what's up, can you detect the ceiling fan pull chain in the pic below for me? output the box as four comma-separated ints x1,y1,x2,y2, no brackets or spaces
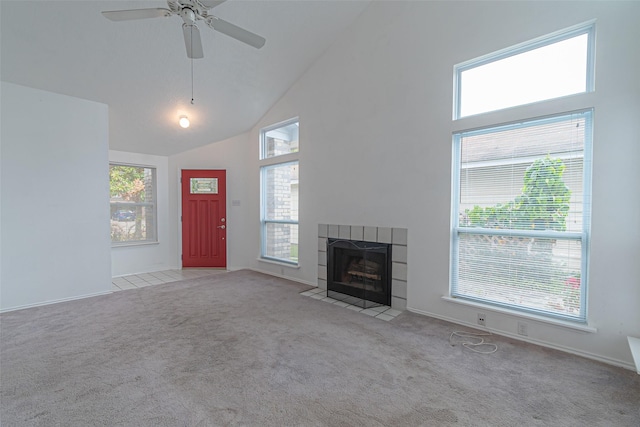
191,56,195,105
191,26,195,104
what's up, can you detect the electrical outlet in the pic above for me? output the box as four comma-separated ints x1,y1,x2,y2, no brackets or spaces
518,322,528,336
477,313,486,326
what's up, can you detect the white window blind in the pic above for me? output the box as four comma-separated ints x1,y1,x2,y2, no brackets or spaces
452,111,592,321
261,160,299,264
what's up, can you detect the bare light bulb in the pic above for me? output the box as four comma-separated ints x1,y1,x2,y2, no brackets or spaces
179,116,190,128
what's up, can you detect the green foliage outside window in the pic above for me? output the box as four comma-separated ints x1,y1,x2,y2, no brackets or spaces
110,165,145,202
463,156,571,231
110,165,153,242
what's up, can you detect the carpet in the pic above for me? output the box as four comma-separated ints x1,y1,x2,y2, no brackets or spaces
1,270,639,426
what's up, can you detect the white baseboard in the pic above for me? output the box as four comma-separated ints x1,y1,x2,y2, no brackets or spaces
0,290,113,314
249,268,317,288
406,306,636,372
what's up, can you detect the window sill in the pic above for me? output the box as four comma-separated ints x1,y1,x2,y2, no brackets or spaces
257,257,300,269
441,296,597,333
111,241,159,248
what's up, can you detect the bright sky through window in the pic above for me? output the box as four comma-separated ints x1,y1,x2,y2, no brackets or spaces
459,34,589,117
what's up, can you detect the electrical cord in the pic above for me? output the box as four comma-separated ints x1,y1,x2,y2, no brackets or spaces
449,331,498,354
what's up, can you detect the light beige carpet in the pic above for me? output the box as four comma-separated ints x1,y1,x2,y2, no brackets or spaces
1,270,639,426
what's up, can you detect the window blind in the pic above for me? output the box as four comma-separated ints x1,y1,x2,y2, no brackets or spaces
452,111,592,321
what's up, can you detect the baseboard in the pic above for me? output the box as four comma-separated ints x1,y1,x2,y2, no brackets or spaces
0,290,113,313
406,306,636,372
249,268,317,288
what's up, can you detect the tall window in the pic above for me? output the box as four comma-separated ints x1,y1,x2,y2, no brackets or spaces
110,164,157,245
260,119,299,264
451,23,594,322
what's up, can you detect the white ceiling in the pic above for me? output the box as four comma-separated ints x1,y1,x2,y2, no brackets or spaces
1,0,370,155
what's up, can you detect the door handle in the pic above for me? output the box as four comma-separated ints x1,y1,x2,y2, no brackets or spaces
217,225,226,229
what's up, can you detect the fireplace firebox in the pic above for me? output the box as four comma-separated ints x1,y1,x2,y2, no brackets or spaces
327,238,392,308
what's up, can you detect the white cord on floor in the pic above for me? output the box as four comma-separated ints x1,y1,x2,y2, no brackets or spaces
449,331,498,354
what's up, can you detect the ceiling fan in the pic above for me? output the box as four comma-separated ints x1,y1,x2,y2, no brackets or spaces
102,0,266,59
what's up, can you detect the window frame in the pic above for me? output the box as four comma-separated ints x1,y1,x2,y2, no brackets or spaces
259,118,300,265
259,117,300,160
109,162,158,246
453,21,595,119
451,110,593,322
450,22,596,323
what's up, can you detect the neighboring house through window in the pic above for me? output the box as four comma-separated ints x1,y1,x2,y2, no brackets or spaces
260,119,299,264
110,163,157,245
451,23,595,322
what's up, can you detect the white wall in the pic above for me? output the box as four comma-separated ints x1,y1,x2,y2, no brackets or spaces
171,1,640,369
168,132,253,272
109,150,176,277
1,82,111,311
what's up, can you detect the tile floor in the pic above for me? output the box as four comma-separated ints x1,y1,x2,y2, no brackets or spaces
111,269,225,292
300,287,402,321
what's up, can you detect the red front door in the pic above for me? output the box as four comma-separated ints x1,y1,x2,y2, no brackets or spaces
181,170,227,268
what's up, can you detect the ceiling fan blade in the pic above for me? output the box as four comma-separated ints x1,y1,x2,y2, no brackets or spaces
102,8,172,21
183,24,204,59
206,17,266,49
199,0,227,8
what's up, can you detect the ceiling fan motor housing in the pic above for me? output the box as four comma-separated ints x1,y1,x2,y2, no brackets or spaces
180,7,197,25
171,1,209,23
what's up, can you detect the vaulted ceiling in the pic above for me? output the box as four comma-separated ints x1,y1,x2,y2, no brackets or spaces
1,0,370,155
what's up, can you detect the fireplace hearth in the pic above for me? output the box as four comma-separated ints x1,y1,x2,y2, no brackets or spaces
327,238,391,308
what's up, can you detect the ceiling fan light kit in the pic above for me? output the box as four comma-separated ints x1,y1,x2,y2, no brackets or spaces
101,0,266,59
179,115,190,128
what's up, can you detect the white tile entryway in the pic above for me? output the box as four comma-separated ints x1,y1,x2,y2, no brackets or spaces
111,269,225,291
299,287,402,321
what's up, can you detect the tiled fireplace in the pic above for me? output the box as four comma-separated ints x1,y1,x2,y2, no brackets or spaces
318,224,408,310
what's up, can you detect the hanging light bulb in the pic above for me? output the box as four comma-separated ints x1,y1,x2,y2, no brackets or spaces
179,115,190,128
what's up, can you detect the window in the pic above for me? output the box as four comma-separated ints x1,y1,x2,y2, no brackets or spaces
110,164,157,244
260,120,299,159
452,112,592,321
455,23,594,118
451,24,594,322
260,119,299,264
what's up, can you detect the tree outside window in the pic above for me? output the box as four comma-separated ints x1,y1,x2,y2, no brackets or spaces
110,164,157,244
